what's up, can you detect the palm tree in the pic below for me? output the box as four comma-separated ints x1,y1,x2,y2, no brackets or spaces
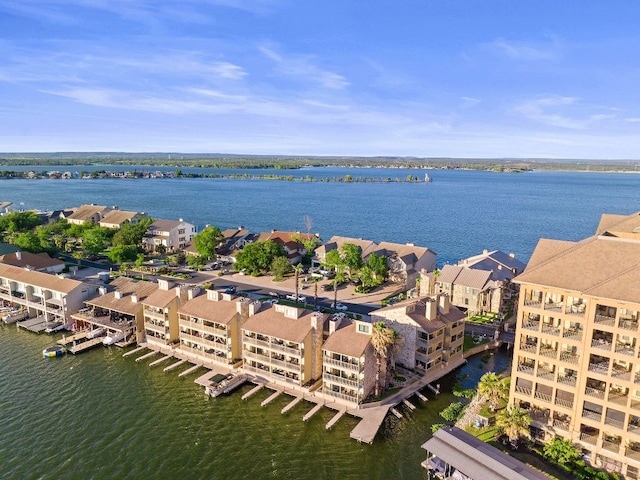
371,322,400,397
430,268,441,295
293,263,304,306
477,372,508,412
332,266,346,309
311,276,320,310
496,405,531,446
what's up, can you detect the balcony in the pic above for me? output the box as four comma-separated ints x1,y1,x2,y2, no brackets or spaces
180,318,227,337
182,332,223,350
539,346,558,359
524,299,542,308
514,385,532,396
557,374,577,387
144,321,167,335
608,392,630,406
615,343,635,356
629,424,640,437
270,342,302,356
594,314,616,327
537,367,555,381
534,391,552,403
585,387,606,399
612,367,632,381
144,309,166,322
323,356,361,372
520,343,538,354
620,318,640,332
602,439,622,453
324,388,359,404
579,432,598,445
541,324,561,336
530,409,550,424
560,351,580,364
588,362,610,375
591,338,613,352
582,409,602,422
605,417,625,430
553,418,570,430
632,400,640,412
563,329,583,341
324,372,360,389
626,447,640,461
544,302,563,313
522,321,540,332
517,364,535,376
567,303,587,316
555,397,574,409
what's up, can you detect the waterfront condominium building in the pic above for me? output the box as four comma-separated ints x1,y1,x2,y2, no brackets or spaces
72,276,159,344
370,294,465,375
509,211,640,478
142,218,197,253
242,304,328,387
177,289,247,364
322,315,377,407
0,263,96,324
142,280,198,348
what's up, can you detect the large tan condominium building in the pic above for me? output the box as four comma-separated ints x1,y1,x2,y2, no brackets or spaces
371,294,465,376
0,263,96,325
322,315,377,407
509,211,640,478
242,304,328,388
177,289,249,364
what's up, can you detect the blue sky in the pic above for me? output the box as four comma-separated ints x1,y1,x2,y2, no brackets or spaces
1,1,639,158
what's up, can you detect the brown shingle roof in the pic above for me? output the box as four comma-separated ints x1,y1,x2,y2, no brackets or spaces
86,277,158,314
0,263,84,293
99,210,140,226
242,306,323,343
323,321,371,358
0,252,65,270
178,294,239,325
143,285,180,308
67,204,109,221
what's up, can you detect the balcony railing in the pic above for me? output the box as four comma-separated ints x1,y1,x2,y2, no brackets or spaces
522,321,540,332
323,388,359,404
539,347,558,359
553,418,570,430
629,425,640,437
557,375,577,387
520,343,538,353
591,339,613,351
542,324,561,336
567,304,586,316
608,393,629,406
524,299,542,308
604,417,625,429
585,387,606,399
270,357,302,372
144,321,167,335
588,362,610,375
544,303,563,312
324,372,360,389
182,332,223,350
537,368,555,381
563,329,583,341
514,385,532,396
560,352,580,364
612,369,632,381
269,342,302,356
594,314,616,327
631,400,640,412
517,364,535,375
619,319,639,331
144,309,166,321
534,391,552,403
582,410,602,422
615,344,635,356
626,447,640,461
602,440,621,453
323,356,361,372
555,397,574,409
579,432,598,445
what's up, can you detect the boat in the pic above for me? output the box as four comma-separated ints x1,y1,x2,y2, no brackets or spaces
44,321,66,333
205,374,248,397
86,327,106,339
42,345,66,358
424,172,432,183
103,331,126,345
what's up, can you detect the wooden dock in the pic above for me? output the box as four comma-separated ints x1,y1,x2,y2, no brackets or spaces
17,317,48,333
68,337,104,354
149,355,172,367
260,390,282,407
415,390,428,402
123,346,146,358
281,396,302,414
349,406,390,444
303,403,323,421
163,359,186,372
403,399,416,411
390,407,403,418
326,409,346,430
57,330,89,345
241,384,264,400
135,351,157,362
178,364,201,377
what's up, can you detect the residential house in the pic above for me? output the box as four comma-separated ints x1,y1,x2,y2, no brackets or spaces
256,230,318,265
0,201,13,215
322,315,377,407
64,204,113,225
242,304,327,387
0,263,96,325
142,280,196,347
142,219,196,253
370,241,436,289
99,210,147,229
71,277,158,344
313,236,378,267
0,251,65,274
371,294,465,375
508,211,640,478
177,289,247,364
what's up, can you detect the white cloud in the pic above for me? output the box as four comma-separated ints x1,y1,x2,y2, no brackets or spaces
515,95,616,129
486,37,560,61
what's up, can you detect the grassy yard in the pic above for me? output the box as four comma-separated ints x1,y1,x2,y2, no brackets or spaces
467,312,500,324
463,333,490,351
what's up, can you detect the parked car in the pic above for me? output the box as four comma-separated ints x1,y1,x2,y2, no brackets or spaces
286,294,307,303
224,285,237,294
332,302,348,311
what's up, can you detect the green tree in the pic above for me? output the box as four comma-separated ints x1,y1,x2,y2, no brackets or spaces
193,226,224,260
82,227,111,256
439,402,466,422
14,232,44,252
496,405,531,446
477,372,508,412
108,244,139,263
0,211,42,233
341,243,364,273
543,437,581,466
371,322,401,396
186,254,207,269
270,256,292,281
234,240,286,276
366,252,388,280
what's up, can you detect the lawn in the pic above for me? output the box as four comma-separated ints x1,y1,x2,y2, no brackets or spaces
463,334,490,351
467,312,500,324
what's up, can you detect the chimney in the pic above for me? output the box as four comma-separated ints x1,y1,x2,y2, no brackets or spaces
16,251,22,261
439,294,450,314
498,265,502,270
131,294,138,303
509,252,515,258
248,300,261,317
207,290,222,301
425,297,438,321
329,315,343,334
99,286,107,296
222,293,232,301
158,279,169,290
114,290,122,299
310,312,323,330
483,249,488,255
187,287,199,300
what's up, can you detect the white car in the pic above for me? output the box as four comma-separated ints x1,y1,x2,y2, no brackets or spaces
332,303,348,311
286,294,307,303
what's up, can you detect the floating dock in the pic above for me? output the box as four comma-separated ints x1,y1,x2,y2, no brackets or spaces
403,399,416,411
390,407,403,418
415,391,428,402
326,410,346,430
349,406,390,444
57,330,89,345
135,351,157,362
68,337,104,354
123,346,146,358
241,384,264,400
17,317,48,333
178,364,201,377
164,359,186,372
149,355,172,367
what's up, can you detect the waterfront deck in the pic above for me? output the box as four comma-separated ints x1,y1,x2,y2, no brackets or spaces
57,330,89,345
68,337,104,354
17,316,48,333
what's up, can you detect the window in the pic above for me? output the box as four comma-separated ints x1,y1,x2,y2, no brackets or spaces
358,324,370,334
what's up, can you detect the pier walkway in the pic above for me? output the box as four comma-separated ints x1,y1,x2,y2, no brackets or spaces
68,337,104,354
57,330,89,345
17,317,48,333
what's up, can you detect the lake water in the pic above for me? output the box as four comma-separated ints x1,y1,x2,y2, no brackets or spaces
0,166,637,479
